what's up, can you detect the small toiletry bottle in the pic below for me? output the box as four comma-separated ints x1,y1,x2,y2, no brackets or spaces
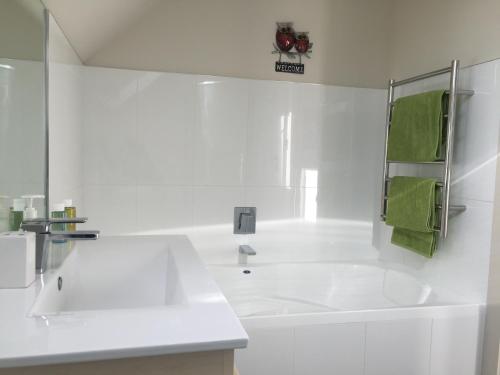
51,203,66,243
9,199,25,231
0,196,9,232
63,199,76,231
21,195,45,220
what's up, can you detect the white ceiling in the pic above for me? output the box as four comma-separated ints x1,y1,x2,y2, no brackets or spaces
42,0,160,62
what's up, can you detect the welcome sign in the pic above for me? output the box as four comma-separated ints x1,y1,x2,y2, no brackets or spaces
273,22,312,75
275,61,305,74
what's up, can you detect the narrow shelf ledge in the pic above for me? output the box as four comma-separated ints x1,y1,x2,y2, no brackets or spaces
387,160,445,165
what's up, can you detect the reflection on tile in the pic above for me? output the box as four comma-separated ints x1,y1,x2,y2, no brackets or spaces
193,77,248,186
452,61,500,202
244,186,296,221
0,59,45,188
245,80,294,187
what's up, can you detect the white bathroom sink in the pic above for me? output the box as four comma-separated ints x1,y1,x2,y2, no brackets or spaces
31,238,185,315
0,235,247,368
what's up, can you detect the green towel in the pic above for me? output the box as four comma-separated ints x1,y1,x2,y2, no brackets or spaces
387,90,447,162
386,176,438,257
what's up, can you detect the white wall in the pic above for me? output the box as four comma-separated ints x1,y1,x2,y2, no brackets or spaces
47,14,83,210
79,66,386,234
389,0,500,81
373,59,500,305
482,153,500,375
45,0,500,89
80,0,392,89
0,0,44,61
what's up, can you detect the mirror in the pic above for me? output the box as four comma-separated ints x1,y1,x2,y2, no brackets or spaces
0,0,47,229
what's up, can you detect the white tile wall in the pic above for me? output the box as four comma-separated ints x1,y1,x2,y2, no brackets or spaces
83,68,141,187
294,322,365,375
193,186,244,226
80,67,386,234
236,309,482,375
47,14,88,214
373,59,500,304
137,73,196,186
430,316,482,375
365,319,432,375
48,61,83,209
137,186,193,231
236,327,295,375
84,185,137,234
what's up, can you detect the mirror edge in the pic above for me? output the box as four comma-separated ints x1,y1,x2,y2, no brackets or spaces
42,5,49,219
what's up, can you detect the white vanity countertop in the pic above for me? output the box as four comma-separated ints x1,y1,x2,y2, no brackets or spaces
0,235,248,368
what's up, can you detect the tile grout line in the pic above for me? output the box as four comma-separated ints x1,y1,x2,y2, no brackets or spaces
190,78,198,227
428,319,434,375
134,78,139,231
242,80,250,204
292,326,296,375
363,322,368,375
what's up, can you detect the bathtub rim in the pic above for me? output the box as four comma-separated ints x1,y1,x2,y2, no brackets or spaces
239,303,484,330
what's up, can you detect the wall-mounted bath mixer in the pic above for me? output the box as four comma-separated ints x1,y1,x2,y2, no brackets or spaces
233,207,256,234
234,207,257,265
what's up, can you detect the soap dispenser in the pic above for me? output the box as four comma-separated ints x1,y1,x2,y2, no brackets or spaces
21,195,45,220
0,196,9,232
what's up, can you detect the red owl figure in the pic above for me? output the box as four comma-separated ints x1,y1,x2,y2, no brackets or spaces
295,32,310,53
276,23,296,52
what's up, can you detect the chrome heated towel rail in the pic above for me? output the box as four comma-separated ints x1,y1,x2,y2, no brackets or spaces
380,60,473,239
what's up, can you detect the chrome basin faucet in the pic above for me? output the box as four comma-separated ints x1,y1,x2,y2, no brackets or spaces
21,218,100,273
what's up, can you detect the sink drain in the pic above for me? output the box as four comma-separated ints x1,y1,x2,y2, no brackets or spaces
57,276,63,291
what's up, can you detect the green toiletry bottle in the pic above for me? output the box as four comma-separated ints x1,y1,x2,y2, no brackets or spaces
64,199,76,231
51,203,66,243
9,198,25,231
0,196,9,232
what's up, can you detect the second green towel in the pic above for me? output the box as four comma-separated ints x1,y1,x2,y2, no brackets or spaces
386,176,438,257
387,90,447,162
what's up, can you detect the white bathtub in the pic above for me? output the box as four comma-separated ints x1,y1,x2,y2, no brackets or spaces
210,261,435,317
139,220,484,375
208,260,483,375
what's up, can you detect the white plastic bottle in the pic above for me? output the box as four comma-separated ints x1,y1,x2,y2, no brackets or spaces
21,195,45,220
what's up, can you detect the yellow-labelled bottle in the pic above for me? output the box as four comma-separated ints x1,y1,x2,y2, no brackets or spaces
64,199,76,231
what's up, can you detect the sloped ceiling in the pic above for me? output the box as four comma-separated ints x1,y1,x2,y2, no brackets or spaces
41,0,393,88
42,0,160,61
